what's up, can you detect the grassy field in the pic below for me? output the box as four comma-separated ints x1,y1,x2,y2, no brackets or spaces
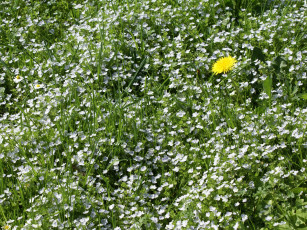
0,0,306,229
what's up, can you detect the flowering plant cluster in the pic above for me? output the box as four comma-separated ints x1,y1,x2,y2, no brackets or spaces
0,0,306,229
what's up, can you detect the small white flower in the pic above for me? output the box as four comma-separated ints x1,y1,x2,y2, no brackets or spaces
176,110,186,117
34,84,44,89
3,225,11,230
241,214,248,222
249,181,255,189
13,75,23,83
51,220,58,228
140,166,147,172
80,217,89,225
265,216,272,221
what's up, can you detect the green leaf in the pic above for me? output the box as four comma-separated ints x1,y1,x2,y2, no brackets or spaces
280,60,287,69
292,187,307,194
125,56,147,92
296,209,307,221
272,55,287,73
276,223,293,230
300,93,307,100
252,47,266,62
291,85,298,97
263,75,272,98
0,87,5,98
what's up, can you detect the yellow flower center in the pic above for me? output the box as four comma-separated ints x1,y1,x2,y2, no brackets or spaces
4,225,10,230
36,84,40,88
16,75,20,79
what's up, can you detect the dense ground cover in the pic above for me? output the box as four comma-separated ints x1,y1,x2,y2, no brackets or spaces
0,0,306,229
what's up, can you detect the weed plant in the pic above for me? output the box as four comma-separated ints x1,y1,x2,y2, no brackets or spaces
0,0,306,229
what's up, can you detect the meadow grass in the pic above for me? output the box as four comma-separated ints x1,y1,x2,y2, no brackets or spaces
0,0,306,229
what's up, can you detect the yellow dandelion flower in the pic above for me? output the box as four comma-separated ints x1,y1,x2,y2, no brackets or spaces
212,56,237,75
